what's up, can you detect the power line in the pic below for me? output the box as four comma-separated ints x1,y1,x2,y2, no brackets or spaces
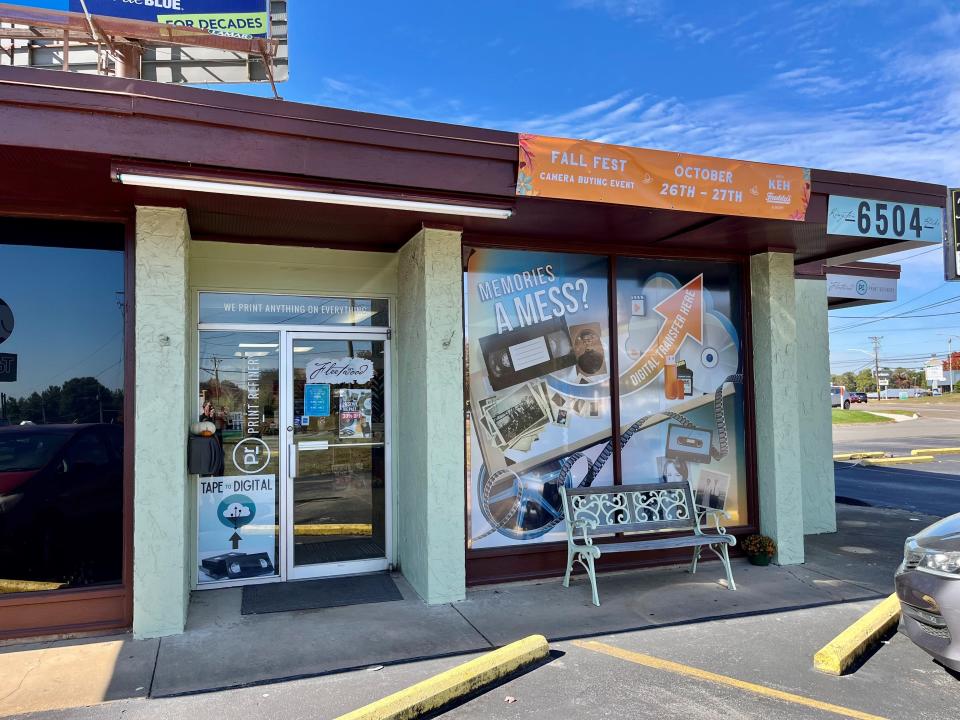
830,296,960,333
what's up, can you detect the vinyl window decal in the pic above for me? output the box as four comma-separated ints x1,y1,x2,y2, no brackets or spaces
464,249,749,550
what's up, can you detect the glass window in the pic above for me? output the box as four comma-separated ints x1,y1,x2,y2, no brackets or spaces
464,248,751,557
0,226,125,593
66,432,111,468
199,293,388,327
616,258,748,526
464,248,614,548
196,331,280,585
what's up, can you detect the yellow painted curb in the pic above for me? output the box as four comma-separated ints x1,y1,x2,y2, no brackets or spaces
910,447,960,456
0,579,64,594
334,635,549,720
833,451,885,461
294,523,372,536
862,455,933,465
814,594,900,675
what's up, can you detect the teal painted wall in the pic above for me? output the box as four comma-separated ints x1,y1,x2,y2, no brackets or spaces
132,207,192,638
396,228,466,603
795,278,836,535
750,253,805,564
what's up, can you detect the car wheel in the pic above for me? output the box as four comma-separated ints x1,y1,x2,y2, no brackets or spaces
843,400,850,409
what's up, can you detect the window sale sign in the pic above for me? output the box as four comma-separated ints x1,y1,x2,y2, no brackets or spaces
69,1,270,39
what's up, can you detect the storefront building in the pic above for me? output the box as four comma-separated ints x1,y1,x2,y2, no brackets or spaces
0,67,948,639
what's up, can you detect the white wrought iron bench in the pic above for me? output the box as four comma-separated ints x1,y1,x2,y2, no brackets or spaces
559,481,737,606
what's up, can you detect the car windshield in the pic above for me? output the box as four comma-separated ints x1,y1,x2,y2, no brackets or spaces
0,433,70,472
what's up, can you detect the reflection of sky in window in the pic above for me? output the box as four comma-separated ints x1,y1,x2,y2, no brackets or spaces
0,245,124,398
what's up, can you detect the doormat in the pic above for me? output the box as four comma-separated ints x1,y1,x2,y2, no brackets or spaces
241,573,403,615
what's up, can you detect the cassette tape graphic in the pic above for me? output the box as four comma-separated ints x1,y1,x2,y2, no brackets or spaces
478,316,577,391
665,423,713,463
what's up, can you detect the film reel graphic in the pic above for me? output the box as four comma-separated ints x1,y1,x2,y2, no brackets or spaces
471,374,742,544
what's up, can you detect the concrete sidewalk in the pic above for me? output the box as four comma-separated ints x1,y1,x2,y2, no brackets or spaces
0,505,932,718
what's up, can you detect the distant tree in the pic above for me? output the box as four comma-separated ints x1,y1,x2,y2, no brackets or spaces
942,352,960,372
854,369,875,393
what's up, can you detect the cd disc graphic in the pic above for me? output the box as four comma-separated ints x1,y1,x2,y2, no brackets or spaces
677,314,739,393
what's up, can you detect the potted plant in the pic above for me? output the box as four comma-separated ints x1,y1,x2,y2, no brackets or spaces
742,534,776,566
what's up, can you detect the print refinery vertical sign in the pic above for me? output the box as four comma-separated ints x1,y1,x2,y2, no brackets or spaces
517,134,810,221
233,353,269,474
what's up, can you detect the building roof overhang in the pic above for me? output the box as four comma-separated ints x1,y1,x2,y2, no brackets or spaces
0,67,947,262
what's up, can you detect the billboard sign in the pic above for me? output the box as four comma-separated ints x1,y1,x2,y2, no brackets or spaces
923,358,944,385
69,0,271,39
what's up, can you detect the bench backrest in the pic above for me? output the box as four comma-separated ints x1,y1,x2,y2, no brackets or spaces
561,481,697,535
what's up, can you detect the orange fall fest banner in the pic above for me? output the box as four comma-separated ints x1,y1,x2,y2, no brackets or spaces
517,134,810,222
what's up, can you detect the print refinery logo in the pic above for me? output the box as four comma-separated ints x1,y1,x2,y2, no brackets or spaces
856,279,869,296
232,437,270,474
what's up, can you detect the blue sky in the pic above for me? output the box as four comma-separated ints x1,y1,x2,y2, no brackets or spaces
22,1,960,375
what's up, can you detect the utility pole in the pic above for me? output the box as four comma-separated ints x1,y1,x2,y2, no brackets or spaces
869,336,883,400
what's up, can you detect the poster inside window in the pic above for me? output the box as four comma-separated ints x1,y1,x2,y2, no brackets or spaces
465,249,614,548
196,331,280,585
465,249,749,551
615,259,748,526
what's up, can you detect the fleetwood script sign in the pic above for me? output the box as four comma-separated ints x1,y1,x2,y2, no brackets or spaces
306,357,374,385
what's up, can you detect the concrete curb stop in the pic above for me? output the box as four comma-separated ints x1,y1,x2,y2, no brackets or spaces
333,635,550,720
813,594,900,675
910,447,960,456
861,455,933,465
832,452,885,461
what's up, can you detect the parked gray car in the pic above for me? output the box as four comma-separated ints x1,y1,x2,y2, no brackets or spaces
896,513,960,670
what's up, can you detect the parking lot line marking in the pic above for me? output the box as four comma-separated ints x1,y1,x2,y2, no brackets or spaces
573,640,888,720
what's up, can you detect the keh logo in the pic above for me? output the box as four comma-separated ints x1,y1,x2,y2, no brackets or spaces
856,279,869,296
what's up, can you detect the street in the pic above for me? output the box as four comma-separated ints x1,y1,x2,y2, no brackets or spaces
834,400,960,516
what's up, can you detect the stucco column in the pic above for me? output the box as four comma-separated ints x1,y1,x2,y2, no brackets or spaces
133,207,191,637
795,278,836,535
750,252,804,564
396,226,466,603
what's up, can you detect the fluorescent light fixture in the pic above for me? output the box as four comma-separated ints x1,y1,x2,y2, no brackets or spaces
242,351,270,357
293,347,314,353
238,343,279,348
116,173,513,219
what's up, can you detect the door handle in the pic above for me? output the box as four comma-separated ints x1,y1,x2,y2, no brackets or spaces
288,444,298,480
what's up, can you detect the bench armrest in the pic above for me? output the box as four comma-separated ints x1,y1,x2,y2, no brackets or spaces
695,507,731,535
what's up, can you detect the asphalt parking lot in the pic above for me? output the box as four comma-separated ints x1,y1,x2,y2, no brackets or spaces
834,402,960,516
24,599,956,720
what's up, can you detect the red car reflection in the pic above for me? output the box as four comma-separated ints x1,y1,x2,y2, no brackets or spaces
0,424,123,590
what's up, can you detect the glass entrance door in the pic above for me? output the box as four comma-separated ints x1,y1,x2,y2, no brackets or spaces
283,332,390,579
